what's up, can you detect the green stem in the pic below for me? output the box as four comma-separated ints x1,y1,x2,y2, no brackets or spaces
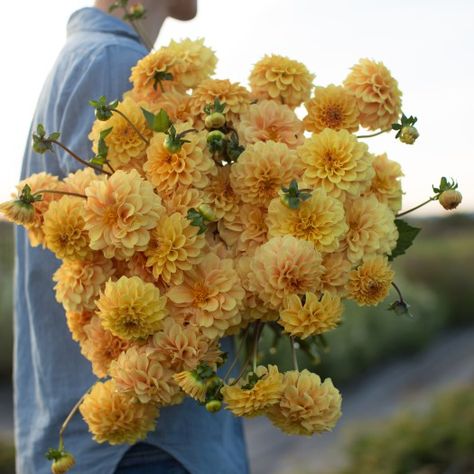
34,189,87,199
51,140,111,176
396,197,435,217
112,109,150,146
391,282,405,303
231,321,263,385
290,336,299,371
223,326,250,382
357,128,391,139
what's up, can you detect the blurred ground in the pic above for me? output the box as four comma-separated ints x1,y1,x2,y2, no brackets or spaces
245,327,474,474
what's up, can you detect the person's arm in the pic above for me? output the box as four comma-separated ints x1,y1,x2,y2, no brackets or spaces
56,43,146,176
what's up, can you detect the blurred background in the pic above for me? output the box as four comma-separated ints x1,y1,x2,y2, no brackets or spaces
0,1,473,473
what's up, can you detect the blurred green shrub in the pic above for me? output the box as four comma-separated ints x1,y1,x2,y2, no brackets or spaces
0,222,14,378
341,385,474,474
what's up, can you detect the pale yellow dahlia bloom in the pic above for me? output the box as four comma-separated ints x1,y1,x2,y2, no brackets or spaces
249,55,314,108
84,169,164,260
343,195,398,264
80,380,158,445
43,196,90,260
347,255,394,306
279,292,342,339
237,100,304,149
303,85,360,133
173,370,208,402
16,172,62,247
266,188,348,254
230,141,302,208
298,128,374,201
160,186,203,216
142,90,194,123
236,204,269,255
249,236,323,310
53,254,114,313
144,122,216,193
122,252,157,284
65,310,93,343
151,318,219,372
344,58,402,131
366,153,403,214
167,253,245,339
63,168,106,195
89,97,152,171
145,212,205,285
222,365,284,417
267,370,342,436
96,276,168,341
81,316,129,378
110,344,180,405
190,79,251,127
166,38,217,89
0,199,35,226
320,251,352,296
202,166,240,221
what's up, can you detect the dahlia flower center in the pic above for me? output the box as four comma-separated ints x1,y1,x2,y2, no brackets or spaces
267,126,281,141
192,283,210,305
366,279,383,295
322,106,343,128
103,207,118,226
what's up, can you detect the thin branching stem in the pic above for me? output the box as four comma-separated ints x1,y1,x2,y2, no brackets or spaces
34,189,87,199
290,336,299,371
357,128,391,139
112,109,150,146
396,198,435,217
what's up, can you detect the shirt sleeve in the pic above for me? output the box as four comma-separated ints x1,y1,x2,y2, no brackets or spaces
56,43,146,176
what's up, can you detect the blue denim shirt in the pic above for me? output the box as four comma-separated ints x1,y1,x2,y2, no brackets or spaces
14,8,248,474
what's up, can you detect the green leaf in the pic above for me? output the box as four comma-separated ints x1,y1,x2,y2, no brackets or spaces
48,132,61,141
388,219,421,261
391,123,402,130
141,108,171,132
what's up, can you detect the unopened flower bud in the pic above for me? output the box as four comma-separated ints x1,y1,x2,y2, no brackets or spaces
205,112,226,130
164,135,182,153
207,130,225,144
439,189,462,210
197,204,218,222
0,200,36,225
399,126,419,145
205,400,222,413
50,452,75,474
129,3,145,15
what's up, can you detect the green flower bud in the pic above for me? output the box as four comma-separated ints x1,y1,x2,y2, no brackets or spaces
399,126,419,145
205,112,226,130
205,400,222,413
164,135,183,153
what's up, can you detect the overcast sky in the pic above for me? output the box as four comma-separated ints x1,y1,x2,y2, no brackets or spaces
0,0,472,215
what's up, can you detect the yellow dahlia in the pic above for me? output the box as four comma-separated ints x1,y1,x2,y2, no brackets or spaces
166,253,245,339
230,141,302,207
145,212,205,285
144,122,216,193
202,166,240,220
160,186,203,216
81,316,129,378
279,292,342,339
298,128,374,201
96,276,168,340
142,90,194,123
110,344,179,405
320,251,352,296
43,196,90,260
63,168,106,195
249,54,314,108
173,370,208,402
237,100,304,149
267,370,342,436
89,96,152,171
65,310,93,343
80,380,158,445
366,153,403,214
237,204,269,255
0,199,35,226
249,236,323,310
151,318,218,372
122,252,157,284
166,38,217,89
16,172,62,247
222,365,283,417
190,79,251,127
53,254,114,313
347,255,394,306
344,58,402,131
266,188,348,254
84,169,164,260
303,84,360,133
343,195,398,264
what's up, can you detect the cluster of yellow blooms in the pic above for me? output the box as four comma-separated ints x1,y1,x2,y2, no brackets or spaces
0,37,463,455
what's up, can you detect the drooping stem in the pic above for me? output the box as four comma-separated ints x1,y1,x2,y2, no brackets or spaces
391,282,405,304
58,386,91,451
290,336,299,371
396,197,435,217
112,109,150,146
357,128,391,139
223,326,250,382
34,189,87,199
50,140,111,176
252,321,264,372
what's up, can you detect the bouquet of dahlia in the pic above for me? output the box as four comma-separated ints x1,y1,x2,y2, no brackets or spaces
1,29,463,472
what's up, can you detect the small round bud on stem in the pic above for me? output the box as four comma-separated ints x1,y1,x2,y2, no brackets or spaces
205,112,226,130
439,189,462,210
205,400,222,413
399,125,419,144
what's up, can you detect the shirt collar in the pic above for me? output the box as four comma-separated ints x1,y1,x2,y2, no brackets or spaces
67,7,142,43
